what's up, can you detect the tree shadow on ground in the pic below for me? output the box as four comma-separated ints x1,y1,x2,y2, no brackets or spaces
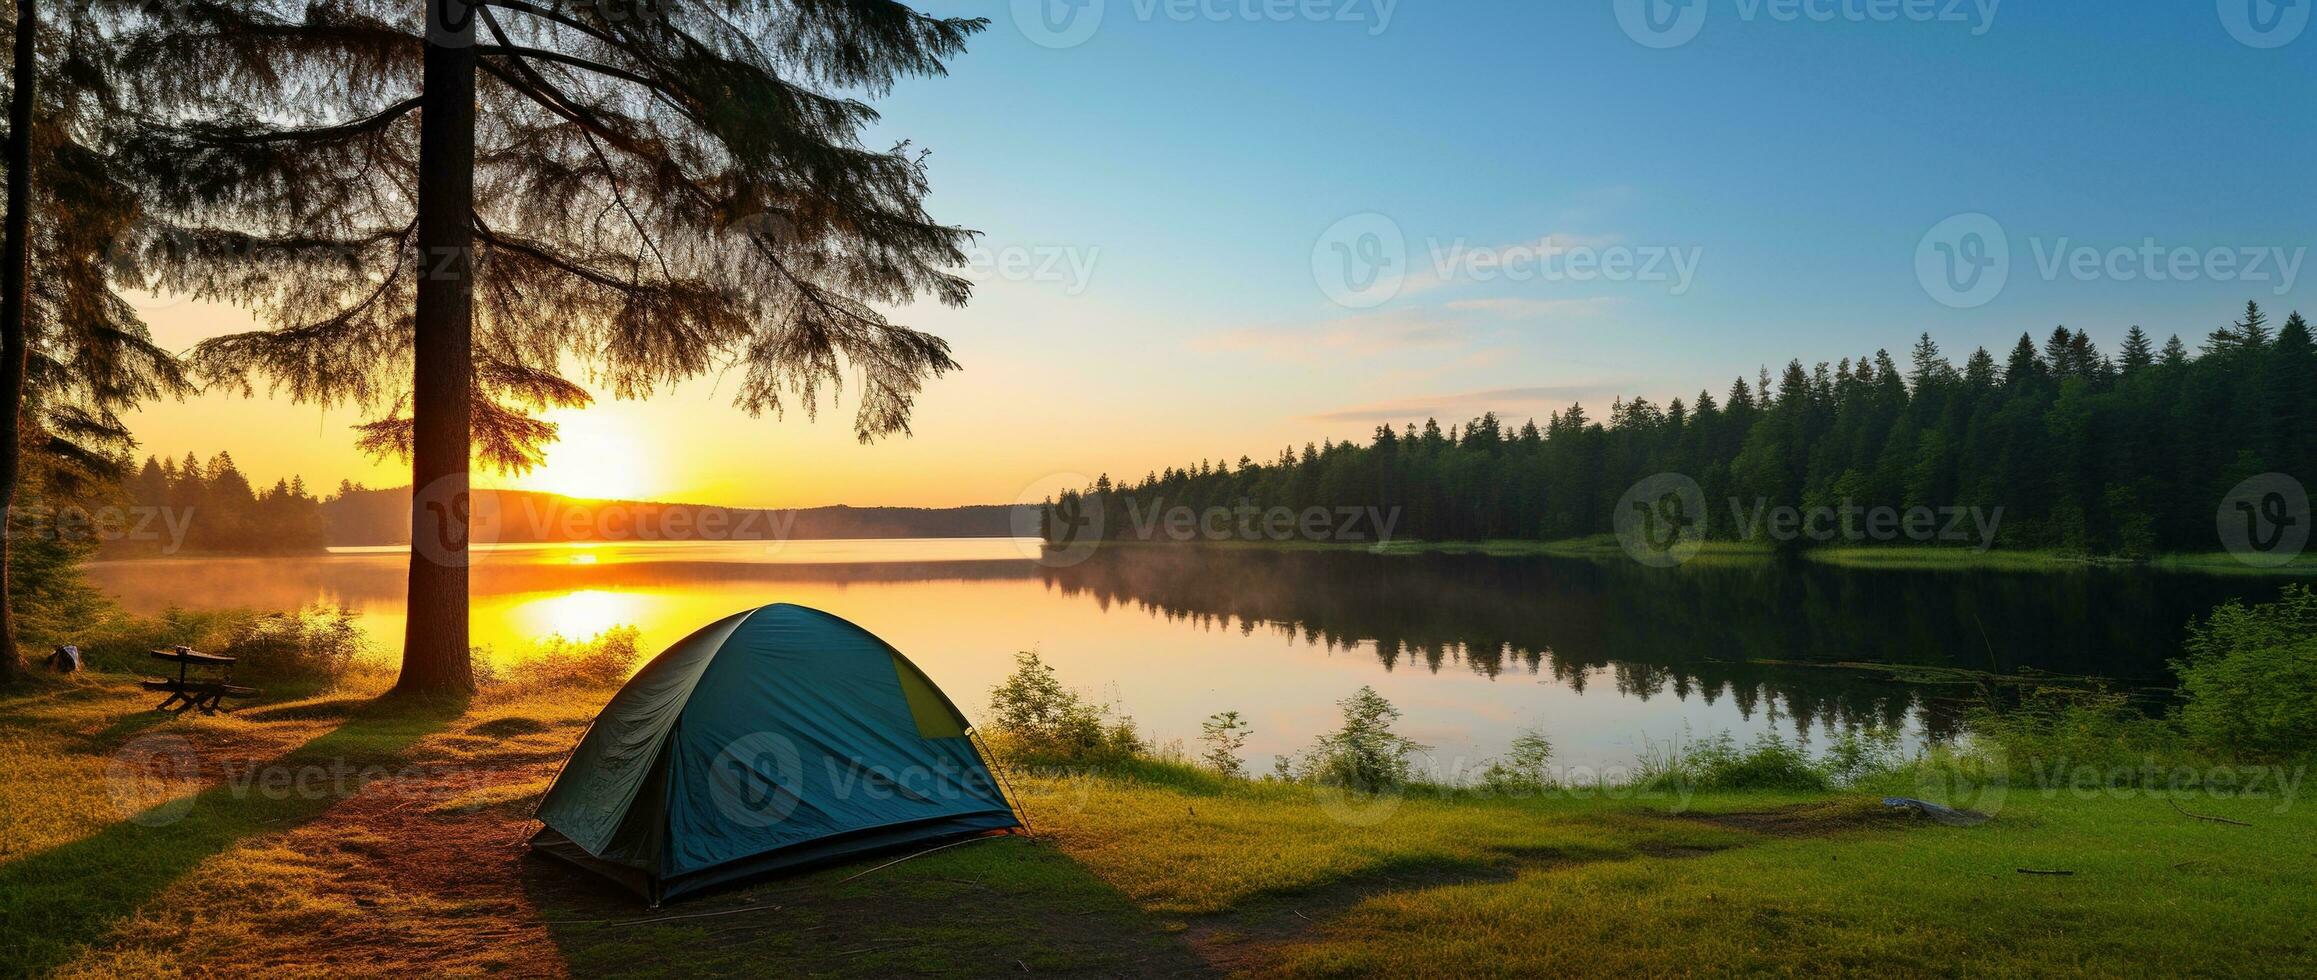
523,834,1216,977
0,699,459,975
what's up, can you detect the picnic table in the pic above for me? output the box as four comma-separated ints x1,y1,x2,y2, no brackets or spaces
145,646,258,714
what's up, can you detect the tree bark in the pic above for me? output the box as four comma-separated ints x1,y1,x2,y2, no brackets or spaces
392,0,477,698
0,0,38,688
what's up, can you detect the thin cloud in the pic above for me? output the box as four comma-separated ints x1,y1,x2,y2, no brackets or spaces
1198,294,1614,363
1195,308,1476,359
1442,296,1620,319
1302,384,1615,425
1402,232,1622,296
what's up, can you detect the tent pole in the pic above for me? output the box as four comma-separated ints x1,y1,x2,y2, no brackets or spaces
969,729,1035,837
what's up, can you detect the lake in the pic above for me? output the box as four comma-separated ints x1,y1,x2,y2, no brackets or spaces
82,540,2289,773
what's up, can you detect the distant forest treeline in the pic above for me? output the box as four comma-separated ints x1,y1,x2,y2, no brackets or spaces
110,454,333,554
102,456,1029,555
1050,303,2314,556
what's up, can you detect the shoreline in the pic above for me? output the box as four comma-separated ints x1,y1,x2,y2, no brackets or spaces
1063,535,2317,574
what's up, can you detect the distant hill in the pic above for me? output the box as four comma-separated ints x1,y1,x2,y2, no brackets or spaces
323,487,1032,547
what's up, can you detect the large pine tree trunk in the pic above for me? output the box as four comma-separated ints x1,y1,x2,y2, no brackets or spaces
0,0,37,688
392,0,477,698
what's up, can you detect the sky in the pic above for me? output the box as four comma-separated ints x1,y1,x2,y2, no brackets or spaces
122,1,2317,509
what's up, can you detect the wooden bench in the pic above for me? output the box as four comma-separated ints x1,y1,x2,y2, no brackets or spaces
146,647,258,714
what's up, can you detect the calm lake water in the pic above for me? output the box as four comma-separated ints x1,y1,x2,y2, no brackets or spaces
82,540,2291,772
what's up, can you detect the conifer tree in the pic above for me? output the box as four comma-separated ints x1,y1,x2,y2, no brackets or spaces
119,1,985,694
0,0,32,684
1045,304,2313,560
2119,326,2154,375
0,1,189,684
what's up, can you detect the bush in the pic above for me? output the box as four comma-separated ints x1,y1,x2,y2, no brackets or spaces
1476,727,1555,793
66,604,368,685
7,521,111,652
216,606,368,682
1636,730,1831,792
984,651,1144,765
1817,727,1907,786
1301,686,1429,792
2175,585,2317,760
1964,690,2196,792
475,626,645,694
1200,710,1253,777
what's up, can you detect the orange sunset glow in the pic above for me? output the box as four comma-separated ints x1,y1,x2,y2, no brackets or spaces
9,6,2312,974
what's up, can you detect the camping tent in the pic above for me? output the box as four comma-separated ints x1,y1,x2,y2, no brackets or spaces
530,603,1022,903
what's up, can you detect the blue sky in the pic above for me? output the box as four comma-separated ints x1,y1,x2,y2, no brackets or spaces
862,2,2313,443
130,2,2317,506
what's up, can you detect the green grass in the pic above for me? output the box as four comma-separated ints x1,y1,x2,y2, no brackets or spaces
6,674,2311,977
1369,535,1776,563
2150,551,2317,575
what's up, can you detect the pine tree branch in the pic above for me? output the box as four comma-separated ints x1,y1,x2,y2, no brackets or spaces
477,6,673,283
475,0,619,46
475,44,657,90
472,219,639,294
474,60,664,165
203,96,422,145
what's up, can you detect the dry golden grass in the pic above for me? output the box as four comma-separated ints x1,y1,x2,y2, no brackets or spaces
7,673,2311,978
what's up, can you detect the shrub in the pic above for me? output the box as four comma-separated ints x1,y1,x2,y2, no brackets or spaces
1200,710,1254,777
1636,730,1831,792
216,605,368,682
2175,585,2317,760
1817,727,1906,786
67,604,368,684
476,626,646,695
1301,686,1429,792
984,651,1144,764
1477,727,1555,793
1956,690,2207,788
71,606,263,672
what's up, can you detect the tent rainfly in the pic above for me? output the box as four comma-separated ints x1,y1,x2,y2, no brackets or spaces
529,603,1022,904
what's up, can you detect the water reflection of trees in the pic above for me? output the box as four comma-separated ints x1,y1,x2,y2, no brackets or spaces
88,554,1037,615
1041,549,2261,741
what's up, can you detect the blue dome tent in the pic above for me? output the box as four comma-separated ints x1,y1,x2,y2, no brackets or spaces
529,604,1023,904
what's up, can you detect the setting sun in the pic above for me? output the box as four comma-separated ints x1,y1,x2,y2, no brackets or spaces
501,409,655,501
